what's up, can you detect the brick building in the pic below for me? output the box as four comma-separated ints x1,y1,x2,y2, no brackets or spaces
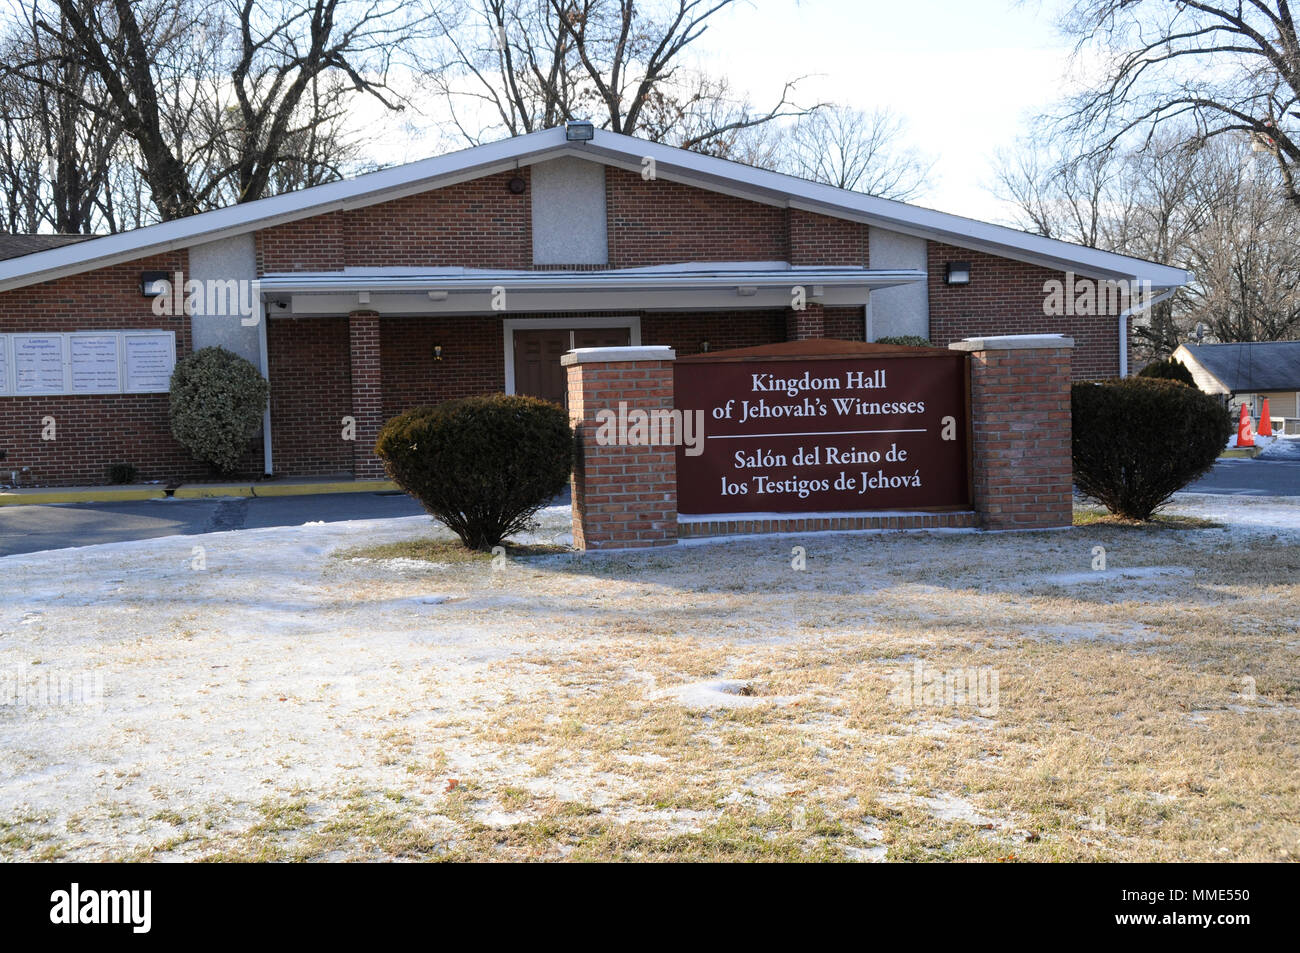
0,125,1188,486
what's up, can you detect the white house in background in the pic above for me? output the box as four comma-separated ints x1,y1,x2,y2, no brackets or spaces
1174,341,1300,433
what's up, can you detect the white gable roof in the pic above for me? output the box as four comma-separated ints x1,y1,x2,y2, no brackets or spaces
0,126,1190,292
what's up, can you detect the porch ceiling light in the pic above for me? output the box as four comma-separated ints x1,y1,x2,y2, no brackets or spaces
565,120,595,141
946,261,971,285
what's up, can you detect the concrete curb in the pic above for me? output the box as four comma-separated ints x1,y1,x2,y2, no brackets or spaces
0,479,400,506
0,486,168,506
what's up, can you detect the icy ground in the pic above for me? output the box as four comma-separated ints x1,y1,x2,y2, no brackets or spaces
2,495,1298,861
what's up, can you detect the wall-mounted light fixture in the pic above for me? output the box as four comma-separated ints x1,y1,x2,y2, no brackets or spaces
945,261,971,285
427,290,448,302
565,120,595,141
434,345,443,361
699,340,710,353
507,175,527,194
140,270,169,297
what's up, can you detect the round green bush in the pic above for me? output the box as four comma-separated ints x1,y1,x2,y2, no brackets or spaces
1072,378,1232,520
1137,358,1196,387
169,347,269,475
375,394,574,550
874,335,932,347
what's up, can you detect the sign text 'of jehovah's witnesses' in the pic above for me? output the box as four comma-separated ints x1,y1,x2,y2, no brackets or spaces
674,349,970,516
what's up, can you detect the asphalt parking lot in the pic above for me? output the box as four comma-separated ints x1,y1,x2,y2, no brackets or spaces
0,463,1291,558
0,491,426,558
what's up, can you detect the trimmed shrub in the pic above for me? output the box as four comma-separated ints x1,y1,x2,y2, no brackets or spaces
106,463,138,485
875,335,932,347
375,394,574,550
1137,358,1196,387
1072,378,1232,520
169,347,269,475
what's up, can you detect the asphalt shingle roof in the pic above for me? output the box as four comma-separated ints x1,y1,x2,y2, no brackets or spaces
0,233,95,262
1181,341,1300,392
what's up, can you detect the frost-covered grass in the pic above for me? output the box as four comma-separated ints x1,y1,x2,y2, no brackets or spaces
2,496,1298,862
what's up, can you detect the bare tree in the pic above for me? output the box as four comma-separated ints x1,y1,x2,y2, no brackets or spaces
430,0,818,151
2,0,441,222
777,106,933,200
1057,0,1300,207
1182,146,1300,341
0,1,122,233
994,126,1300,353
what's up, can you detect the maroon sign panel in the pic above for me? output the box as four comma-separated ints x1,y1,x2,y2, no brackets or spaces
674,341,970,516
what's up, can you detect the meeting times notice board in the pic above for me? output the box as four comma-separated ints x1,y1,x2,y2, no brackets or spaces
0,331,176,396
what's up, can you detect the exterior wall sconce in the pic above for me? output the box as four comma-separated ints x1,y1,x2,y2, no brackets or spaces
427,290,448,301
565,120,595,141
434,345,443,361
507,175,527,194
140,270,169,297
946,262,971,285
699,340,710,353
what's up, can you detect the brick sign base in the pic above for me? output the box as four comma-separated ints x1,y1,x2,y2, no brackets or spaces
563,335,1073,550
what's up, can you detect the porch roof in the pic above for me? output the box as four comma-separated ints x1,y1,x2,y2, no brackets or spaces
259,262,923,316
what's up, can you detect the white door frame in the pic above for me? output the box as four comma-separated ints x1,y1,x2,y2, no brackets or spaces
502,314,641,394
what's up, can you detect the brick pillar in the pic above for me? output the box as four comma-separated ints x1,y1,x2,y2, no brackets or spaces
786,302,825,341
949,334,1074,531
348,309,385,479
563,346,678,550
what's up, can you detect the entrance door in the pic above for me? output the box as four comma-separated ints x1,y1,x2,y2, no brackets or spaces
513,325,632,405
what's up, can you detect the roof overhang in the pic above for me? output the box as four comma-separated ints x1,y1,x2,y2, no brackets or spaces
260,265,921,316
0,126,1191,293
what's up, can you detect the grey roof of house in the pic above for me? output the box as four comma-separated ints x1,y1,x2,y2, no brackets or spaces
0,233,95,262
1181,341,1300,392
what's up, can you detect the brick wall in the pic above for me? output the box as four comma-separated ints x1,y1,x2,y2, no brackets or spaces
267,317,353,476
956,339,1074,530
605,167,788,266
0,252,212,486
928,241,1123,380
565,353,677,549
258,169,532,273
348,311,385,479
380,315,505,419
824,306,866,341
789,208,867,266
641,310,786,353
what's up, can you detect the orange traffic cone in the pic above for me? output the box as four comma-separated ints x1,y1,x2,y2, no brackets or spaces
1237,403,1255,447
1259,398,1273,437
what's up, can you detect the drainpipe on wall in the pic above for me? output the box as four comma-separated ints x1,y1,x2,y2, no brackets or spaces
257,295,273,475
1120,286,1177,377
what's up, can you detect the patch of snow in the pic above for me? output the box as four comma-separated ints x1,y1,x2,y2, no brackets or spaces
1039,567,1193,586
652,679,767,709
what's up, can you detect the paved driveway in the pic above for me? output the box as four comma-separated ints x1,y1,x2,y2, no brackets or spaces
1186,459,1300,497
0,491,427,558
0,462,1290,558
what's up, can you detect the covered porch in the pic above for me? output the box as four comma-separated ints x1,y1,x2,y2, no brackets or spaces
257,262,924,478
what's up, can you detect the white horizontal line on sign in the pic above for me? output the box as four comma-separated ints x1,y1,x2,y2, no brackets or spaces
706,429,928,439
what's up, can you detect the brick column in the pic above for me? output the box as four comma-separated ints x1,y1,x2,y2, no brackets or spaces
949,334,1074,531
348,309,385,479
786,302,825,341
563,346,678,550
